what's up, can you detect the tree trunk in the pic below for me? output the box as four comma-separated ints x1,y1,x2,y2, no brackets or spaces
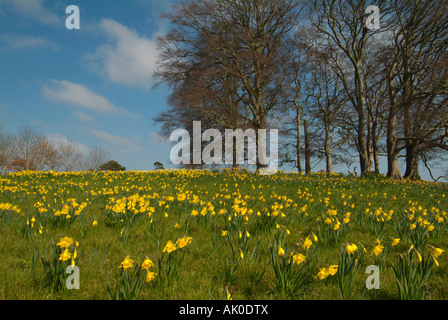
386,109,402,179
324,124,332,173
296,105,303,173
367,112,374,172
386,61,402,180
403,143,421,180
354,67,370,175
255,111,269,170
304,119,311,174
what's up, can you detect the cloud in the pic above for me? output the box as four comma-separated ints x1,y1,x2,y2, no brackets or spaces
0,0,60,25
148,130,171,147
46,132,90,155
73,111,96,123
86,19,158,89
0,33,60,51
90,129,147,153
42,80,133,116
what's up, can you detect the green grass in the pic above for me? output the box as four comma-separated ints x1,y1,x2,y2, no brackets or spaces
0,169,447,300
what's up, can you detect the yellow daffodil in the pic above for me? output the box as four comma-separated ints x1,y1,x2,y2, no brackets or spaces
163,240,177,254
141,258,154,270
430,246,444,258
327,265,338,276
59,249,72,262
120,255,134,269
57,236,74,249
291,253,306,265
302,236,312,250
346,243,358,254
176,236,193,249
317,268,329,280
372,243,385,256
278,246,285,257
145,271,157,282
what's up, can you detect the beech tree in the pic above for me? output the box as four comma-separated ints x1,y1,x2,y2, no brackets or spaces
155,0,303,169
380,0,448,180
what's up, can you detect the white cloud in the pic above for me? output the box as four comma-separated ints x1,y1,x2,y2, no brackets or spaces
148,130,170,147
87,19,158,89
73,111,96,123
0,33,60,51
42,80,132,116
90,129,147,153
46,132,90,155
0,0,60,25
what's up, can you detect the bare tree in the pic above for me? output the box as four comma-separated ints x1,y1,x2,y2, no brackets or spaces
0,129,16,174
306,0,395,175
380,0,448,180
87,146,110,171
306,61,350,173
155,0,303,169
33,137,60,171
15,125,43,171
59,139,83,172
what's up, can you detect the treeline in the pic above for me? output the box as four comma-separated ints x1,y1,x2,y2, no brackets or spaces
0,125,112,174
154,0,448,180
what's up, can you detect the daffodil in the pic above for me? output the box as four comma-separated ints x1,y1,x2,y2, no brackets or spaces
145,271,157,282
278,246,285,257
59,249,72,262
372,243,384,256
302,236,312,250
57,236,74,249
176,236,193,249
163,240,177,254
430,246,444,258
141,258,154,270
291,253,306,265
346,243,358,254
120,255,134,270
327,265,338,276
317,268,329,280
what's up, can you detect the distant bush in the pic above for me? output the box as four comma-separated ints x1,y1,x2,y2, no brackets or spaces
99,160,126,171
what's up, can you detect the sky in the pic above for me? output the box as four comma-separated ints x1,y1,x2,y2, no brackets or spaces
0,0,176,171
0,0,446,181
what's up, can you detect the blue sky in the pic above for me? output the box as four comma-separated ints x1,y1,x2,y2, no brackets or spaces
0,0,176,170
0,0,446,180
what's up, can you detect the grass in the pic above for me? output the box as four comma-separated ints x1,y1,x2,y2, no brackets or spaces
0,169,447,300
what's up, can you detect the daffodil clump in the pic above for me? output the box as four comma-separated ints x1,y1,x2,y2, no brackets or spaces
157,236,193,285
107,255,157,300
41,236,79,293
336,242,366,300
269,228,317,298
392,244,444,300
